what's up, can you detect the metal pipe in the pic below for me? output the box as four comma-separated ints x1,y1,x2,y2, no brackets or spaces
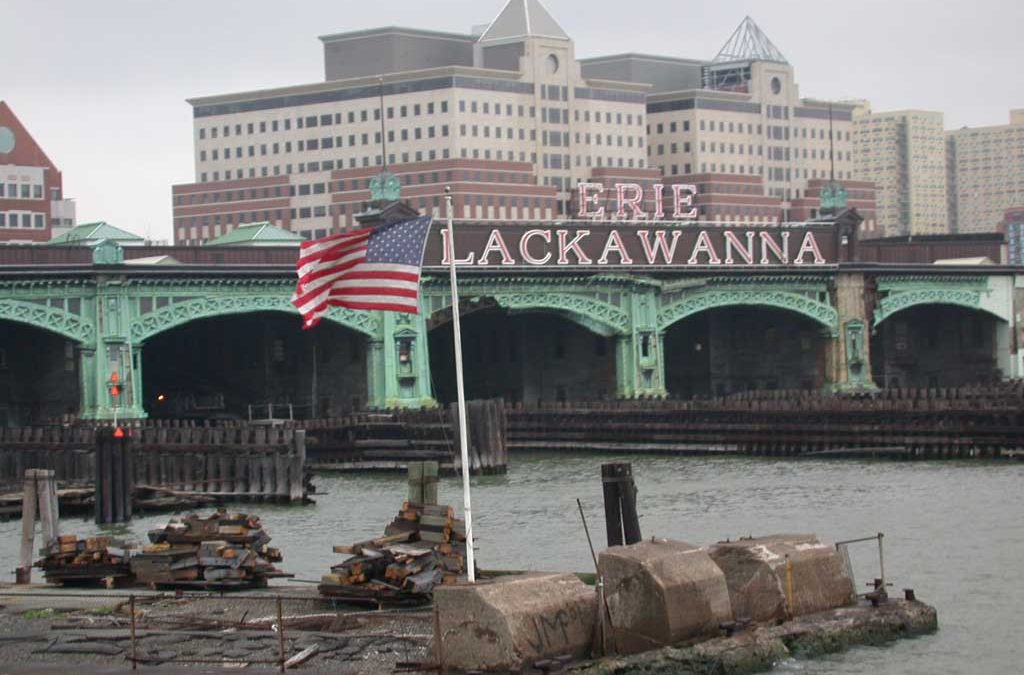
277,596,286,673
877,532,886,590
129,593,137,671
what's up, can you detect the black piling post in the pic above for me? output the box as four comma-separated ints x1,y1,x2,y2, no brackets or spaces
602,462,641,548
95,428,133,525
601,463,623,547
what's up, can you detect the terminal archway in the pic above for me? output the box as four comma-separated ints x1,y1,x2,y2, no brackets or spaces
664,306,828,398
428,306,617,405
0,321,80,426
142,311,368,420
871,305,1003,388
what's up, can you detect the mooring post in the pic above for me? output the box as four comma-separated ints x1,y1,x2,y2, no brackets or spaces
423,461,439,506
16,469,39,584
96,429,132,524
129,593,138,671
618,464,642,545
601,464,624,547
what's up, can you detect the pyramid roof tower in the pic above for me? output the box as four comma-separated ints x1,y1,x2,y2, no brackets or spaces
711,16,788,64
477,0,569,43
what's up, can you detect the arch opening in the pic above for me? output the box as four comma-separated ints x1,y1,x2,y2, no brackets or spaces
428,307,616,405
0,320,81,426
871,305,1003,388
142,311,368,420
664,306,828,398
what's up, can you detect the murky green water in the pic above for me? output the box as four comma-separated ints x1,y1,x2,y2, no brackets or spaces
2,453,1021,674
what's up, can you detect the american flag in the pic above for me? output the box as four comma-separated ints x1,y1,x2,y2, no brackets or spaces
292,216,433,329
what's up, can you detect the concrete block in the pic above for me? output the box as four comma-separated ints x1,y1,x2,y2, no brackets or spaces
599,538,733,654
707,534,855,623
434,572,595,672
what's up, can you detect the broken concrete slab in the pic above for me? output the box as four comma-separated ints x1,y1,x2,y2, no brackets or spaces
599,538,733,654
707,534,854,623
434,572,595,672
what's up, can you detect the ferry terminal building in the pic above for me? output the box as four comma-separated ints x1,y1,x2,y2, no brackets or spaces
0,205,1020,424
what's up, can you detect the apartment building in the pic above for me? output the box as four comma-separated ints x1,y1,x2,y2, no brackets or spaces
851,108,948,237
946,110,1024,234
0,101,76,243
583,17,858,221
176,0,648,242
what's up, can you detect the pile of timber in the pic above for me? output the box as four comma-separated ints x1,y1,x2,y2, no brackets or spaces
319,502,469,604
34,535,133,586
130,511,289,589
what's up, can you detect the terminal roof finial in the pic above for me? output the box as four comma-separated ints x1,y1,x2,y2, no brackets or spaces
712,16,788,64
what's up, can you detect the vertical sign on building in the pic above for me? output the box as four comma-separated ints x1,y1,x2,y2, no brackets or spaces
1009,221,1024,266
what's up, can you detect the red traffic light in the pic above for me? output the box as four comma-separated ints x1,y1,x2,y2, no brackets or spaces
110,384,121,398
113,426,125,438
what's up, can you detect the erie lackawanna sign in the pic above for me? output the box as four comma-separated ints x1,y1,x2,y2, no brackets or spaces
422,221,840,268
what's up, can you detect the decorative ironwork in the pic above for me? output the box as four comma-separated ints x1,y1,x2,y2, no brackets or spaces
130,295,379,342
657,288,839,334
874,288,997,325
0,299,94,343
427,291,630,336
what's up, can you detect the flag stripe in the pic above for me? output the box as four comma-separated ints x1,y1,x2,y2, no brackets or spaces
292,216,432,328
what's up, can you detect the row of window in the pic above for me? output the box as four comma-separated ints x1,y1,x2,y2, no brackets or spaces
654,141,854,164
198,125,453,162
197,101,454,140
0,211,46,228
198,145,648,184
0,182,44,200
651,118,852,143
176,194,559,229
176,170,533,206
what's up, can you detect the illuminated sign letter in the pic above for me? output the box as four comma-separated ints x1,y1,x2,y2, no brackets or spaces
794,231,826,265
687,230,722,265
615,183,645,219
520,229,552,265
597,230,633,265
672,184,697,219
652,183,665,219
477,229,515,265
759,231,790,264
577,182,605,218
723,231,756,265
440,227,475,265
556,229,592,265
636,230,683,264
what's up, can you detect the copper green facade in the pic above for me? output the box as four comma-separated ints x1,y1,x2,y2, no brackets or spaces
0,242,1020,420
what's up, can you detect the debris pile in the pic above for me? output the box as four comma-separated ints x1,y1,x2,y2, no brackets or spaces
319,502,470,603
34,535,133,585
130,511,289,589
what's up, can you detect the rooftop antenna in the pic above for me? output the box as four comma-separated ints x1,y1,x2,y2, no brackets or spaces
379,76,388,170
829,101,836,182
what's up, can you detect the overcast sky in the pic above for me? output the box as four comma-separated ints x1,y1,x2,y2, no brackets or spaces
4,0,1022,241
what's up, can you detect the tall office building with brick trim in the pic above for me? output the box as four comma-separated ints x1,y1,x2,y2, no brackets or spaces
852,108,948,237
0,101,76,243
174,3,871,243
947,110,1024,234
174,0,648,244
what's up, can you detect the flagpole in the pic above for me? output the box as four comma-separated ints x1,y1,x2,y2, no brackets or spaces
444,186,475,583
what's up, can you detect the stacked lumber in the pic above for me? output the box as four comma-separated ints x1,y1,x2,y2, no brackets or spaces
130,511,288,589
319,502,470,603
34,535,133,585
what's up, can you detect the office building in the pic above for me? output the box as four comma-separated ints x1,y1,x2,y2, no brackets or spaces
851,108,948,237
946,110,1024,233
0,101,76,243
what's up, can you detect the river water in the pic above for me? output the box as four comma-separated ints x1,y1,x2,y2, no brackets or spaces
2,453,1021,674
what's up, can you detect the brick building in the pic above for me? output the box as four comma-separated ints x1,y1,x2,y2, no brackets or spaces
0,101,75,243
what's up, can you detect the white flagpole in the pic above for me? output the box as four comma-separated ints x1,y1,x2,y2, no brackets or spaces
444,187,475,583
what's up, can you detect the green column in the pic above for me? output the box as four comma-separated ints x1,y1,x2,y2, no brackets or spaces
615,288,667,398
380,312,435,408
80,277,146,420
